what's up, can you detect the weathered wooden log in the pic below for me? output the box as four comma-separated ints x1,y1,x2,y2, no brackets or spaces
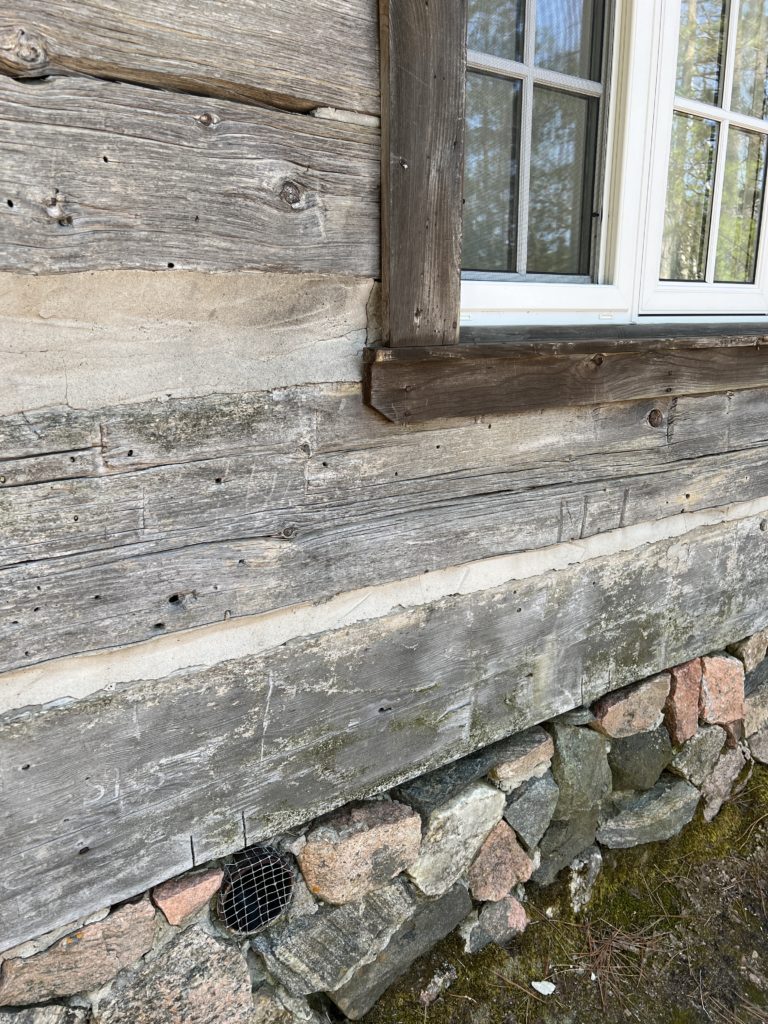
2,385,768,672
2,512,767,951
0,0,379,113
0,76,379,275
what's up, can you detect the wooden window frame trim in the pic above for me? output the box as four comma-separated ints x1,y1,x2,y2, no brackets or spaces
367,0,768,424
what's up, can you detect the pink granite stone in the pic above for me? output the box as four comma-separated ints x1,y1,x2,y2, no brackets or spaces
700,655,745,726
467,821,533,902
152,869,223,926
591,674,671,738
664,659,702,746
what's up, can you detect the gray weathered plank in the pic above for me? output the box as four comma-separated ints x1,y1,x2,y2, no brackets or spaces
3,386,768,672
365,340,768,421
0,76,379,275
379,0,467,346
2,512,768,951
0,0,379,114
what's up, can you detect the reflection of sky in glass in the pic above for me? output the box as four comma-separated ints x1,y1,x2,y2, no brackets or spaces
535,0,603,80
661,113,718,281
715,128,767,282
675,0,727,106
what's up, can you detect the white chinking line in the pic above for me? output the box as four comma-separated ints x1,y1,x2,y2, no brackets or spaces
3,494,768,717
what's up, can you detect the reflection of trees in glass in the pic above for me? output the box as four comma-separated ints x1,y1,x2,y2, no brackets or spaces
676,0,727,105
661,113,717,281
715,128,766,281
732,0,768,118
535,0,603,80
463,73,521,272
528,88,595,274
468,0,525,61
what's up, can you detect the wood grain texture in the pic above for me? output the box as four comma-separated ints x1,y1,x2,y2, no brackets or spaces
2,511,768,952
0,76,379,275
380,0,467,346
3,384,768,672
0,0,379,114
365,340,768,421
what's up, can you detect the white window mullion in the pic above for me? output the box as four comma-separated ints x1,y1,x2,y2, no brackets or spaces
516,0,537,275
704,0,740,282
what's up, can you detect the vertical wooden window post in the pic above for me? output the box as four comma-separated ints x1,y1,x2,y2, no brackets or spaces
378,0,468,348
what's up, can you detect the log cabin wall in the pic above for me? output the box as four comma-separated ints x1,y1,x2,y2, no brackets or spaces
2,0,768,952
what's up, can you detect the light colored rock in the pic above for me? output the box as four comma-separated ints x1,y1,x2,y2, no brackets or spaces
701,747,748,822
670,725,727,786
152,869,223,926
461,896,528,953
749,726,768,764
297,800,421,904
1,909,109,963
0,1011,89,1024
568,845,603,915
745,682,768,737
0,901,156,1006
503,771,560,851
728,628,768,673
467,822,533,901
253,881,414,996
94,927,251,1024
596,776,700,848
252,986,323,1024
608,725,672,791
549,723,612,818
406,782,505,897
328,885,471,1020
664,659,702,746
591,673,671,738
487,728,555,793
700,655,745,726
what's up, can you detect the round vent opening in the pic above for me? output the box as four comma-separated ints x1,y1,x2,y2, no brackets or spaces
217,845,294,935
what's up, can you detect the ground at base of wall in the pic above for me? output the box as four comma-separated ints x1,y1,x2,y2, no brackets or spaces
362,766,768,1024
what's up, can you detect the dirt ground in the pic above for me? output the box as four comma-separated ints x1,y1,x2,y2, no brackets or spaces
360,765,768,1024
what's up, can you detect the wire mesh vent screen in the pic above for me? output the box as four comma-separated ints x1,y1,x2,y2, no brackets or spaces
217,845,294,935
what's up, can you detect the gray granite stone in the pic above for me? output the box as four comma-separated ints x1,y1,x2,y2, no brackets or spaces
253,881,414,996
0,1012,89,1024
608,725,672,792
532,808,599,887
670,725,727,786
549,723,612,819
503,772,560,851
597,776,700,849
328,885,471,1019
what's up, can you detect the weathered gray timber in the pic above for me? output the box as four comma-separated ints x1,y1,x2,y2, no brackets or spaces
379,0,466,346
0,1,379,114
3,386,768,671
0,77,378,275
2,512,768,951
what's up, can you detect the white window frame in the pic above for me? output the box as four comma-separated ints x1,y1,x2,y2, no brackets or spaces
460,0,768,326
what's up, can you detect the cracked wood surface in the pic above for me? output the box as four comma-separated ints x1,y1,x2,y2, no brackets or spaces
2,512,768,952
0,0,379,114
3,384,768,673
0,76,379,275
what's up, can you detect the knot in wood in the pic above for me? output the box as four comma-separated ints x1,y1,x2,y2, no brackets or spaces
1,27,48,74
196,112,217,128
648,408,665,428
280,524,298,540
279,180,304,209
591,353,604,367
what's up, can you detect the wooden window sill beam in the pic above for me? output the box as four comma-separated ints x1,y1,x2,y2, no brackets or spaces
364,325,768,423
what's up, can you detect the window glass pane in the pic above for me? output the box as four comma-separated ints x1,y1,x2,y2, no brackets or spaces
660,112,719,281
675,0,728,106
527,87,597,275
463,72,522,272
715,127,767,282
535,0,605,80
732,0,768,119
468,0,526,62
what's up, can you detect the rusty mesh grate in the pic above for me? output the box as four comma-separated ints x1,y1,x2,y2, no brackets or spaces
217,845,294,935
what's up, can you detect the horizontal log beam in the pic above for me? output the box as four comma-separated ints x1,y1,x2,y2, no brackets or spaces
2,512,768,951
0,77,379,276
0,0,379,114
365,334,768,422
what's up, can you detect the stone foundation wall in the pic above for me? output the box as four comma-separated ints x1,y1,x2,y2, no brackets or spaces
3,631,768,1024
